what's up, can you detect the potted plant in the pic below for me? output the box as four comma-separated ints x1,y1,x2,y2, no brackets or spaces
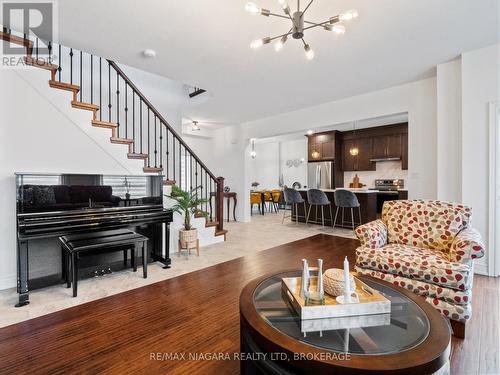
167,185,208,248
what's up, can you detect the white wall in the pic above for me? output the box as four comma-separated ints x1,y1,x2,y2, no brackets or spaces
461,44,500,275
0,68,134,290
248,142,280,190
280,139,307,188
437,58,462,202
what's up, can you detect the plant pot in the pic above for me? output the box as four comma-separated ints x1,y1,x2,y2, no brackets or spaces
179,229,198,247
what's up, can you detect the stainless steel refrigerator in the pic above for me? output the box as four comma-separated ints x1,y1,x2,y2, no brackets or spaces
308,161,334,189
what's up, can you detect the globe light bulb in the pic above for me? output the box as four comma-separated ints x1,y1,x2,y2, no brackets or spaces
349,147,359,156
250,39,264,49
250,150,257,159
245,2,261,14
274,35,288,52
332,25,346,34
304,44,315,60
340,9,359,21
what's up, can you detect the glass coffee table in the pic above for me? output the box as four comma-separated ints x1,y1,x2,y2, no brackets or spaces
240,270,451,375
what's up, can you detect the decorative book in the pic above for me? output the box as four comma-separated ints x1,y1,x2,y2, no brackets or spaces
281,276,391,320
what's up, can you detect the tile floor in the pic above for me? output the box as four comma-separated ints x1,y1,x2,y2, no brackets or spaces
0,212,356,327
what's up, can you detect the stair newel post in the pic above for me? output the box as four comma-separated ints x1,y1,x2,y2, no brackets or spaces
216,177,225,232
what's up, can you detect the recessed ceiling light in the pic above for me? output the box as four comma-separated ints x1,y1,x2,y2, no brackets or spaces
143,49,156,58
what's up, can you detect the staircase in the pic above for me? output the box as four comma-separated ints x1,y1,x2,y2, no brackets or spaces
1,28,227,240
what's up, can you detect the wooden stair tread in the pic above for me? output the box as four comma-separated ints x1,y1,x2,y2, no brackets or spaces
110,137,134,144
143,167,163,173
215,229,228,237
25,56,58,71
163,180,176,186
72,100,99,111
92,120,117,129
205,221,219,228
49,80,80,93
127,153,148,160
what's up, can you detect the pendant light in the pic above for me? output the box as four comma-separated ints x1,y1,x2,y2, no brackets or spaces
250,139,257,159
349,121,359,156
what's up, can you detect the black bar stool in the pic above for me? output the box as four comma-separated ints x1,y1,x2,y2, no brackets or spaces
282,188,306,224
333,189,362,230
306,189,333,227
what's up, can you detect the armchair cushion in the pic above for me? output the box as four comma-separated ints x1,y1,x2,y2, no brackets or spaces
356,244,472,291
450,227,485,263
355,220,387,248
381,200,472,252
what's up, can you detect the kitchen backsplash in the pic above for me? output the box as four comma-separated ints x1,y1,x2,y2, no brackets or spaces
344,161,408,188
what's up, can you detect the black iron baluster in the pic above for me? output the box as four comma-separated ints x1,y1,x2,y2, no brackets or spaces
132,91,135,152
166,129,170,180
47,42,52,64
99,57,102,121
154,116,158,168
57,44,62,82
116,72,120,138
140,100,143,153
173,137,176,184
108,61,111,122
195,161,198,200
159,122,163,169
70,48,73,84
90,55,93,104
185,148,188,191
35,37,38,59
124,84,128,139
79,50,83,101
147,108,150,166
179,141,182,188
190,155,193,192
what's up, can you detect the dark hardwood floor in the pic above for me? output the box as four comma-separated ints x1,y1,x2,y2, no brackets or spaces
0,234,497,374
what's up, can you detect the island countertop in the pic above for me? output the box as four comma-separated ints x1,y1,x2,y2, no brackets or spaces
297,188,377,194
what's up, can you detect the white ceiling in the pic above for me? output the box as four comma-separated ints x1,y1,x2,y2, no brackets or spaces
57,0,499,125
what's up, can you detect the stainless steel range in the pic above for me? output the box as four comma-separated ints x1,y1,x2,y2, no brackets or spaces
372,179,405,192
370,179,405,213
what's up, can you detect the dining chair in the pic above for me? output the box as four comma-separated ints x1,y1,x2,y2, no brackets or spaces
250,192,262,215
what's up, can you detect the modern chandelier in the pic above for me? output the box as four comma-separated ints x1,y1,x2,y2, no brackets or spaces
245,1,359,59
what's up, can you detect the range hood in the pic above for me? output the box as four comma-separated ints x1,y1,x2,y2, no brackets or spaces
369,157,401,162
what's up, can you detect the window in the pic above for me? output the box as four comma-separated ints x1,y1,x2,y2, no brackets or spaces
102,176,148,199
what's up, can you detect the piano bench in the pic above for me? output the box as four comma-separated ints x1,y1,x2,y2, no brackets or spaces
59,229,149,298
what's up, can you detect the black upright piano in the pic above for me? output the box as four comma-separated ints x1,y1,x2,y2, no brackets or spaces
16,173,173,307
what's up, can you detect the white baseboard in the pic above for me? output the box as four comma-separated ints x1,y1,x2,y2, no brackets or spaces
0,274,16,291
474,262,489,276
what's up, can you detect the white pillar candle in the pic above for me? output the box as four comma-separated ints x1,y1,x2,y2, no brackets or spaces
343,256,351,303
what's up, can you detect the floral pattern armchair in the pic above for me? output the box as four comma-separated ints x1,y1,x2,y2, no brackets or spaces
355,200,485,338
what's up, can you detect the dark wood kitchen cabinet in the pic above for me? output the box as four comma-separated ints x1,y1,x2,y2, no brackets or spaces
372,134,402,159
307,131,338,162
340,123,408,171
343,138,375,171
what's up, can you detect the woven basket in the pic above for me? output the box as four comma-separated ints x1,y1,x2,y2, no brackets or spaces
179,229,198,246
323,268,356,297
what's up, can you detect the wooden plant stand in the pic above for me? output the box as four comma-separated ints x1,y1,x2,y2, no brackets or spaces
178,239,200,257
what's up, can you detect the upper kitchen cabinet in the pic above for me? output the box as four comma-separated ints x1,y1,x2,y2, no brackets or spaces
343,137,375,171
307,131,339,162
340,123,408,171
372,134,402,160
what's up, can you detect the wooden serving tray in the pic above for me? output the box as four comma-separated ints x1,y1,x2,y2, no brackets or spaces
281,276,391,320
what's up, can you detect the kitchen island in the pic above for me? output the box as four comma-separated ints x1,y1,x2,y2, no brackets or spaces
293,189,378,228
